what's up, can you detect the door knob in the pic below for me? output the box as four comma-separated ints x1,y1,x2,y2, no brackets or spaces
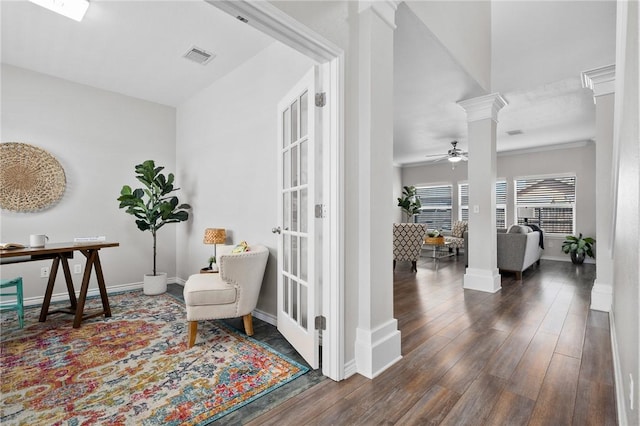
272,226,281,234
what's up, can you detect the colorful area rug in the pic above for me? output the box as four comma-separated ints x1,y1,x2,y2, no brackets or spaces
0,291,308,425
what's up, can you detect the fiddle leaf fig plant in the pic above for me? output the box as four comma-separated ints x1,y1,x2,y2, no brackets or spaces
118,160,191,276
397,185,422,222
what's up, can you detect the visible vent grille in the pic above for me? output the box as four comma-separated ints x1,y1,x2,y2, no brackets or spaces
506,129,523,136
183,46,215,65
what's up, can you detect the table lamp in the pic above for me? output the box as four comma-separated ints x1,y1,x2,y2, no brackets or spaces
203,228,226,272
517,207,536,225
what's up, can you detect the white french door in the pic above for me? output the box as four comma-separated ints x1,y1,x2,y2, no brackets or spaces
275,67,321,369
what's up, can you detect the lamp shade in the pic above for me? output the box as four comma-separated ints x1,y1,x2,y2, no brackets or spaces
517,207,535,218
203,228,226,245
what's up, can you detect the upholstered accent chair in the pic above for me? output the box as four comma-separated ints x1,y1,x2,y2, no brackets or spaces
393,223,427,272
443,220,467,255
183,244,269,348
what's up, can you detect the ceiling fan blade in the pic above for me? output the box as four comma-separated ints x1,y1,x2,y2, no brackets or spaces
424,153,448,158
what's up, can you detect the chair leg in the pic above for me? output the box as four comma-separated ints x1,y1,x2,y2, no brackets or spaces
411,261,417,272
515,271,523,281
243,313,254,336
187,321,198,348
17,278,24,329
393,260,396,270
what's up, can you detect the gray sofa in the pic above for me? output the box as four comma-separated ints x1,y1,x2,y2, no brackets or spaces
464,226,543,280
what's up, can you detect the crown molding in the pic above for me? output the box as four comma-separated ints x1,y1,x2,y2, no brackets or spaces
359,0,399,30
457,93,508,123
581,64,616,97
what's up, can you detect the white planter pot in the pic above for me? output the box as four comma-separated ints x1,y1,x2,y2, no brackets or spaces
144,272,167,295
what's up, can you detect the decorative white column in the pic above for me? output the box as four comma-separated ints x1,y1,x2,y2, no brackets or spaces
581,64,615,312
458,93,507,293
354,0,401,379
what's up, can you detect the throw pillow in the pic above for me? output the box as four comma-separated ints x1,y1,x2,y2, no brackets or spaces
231,241,250,253
507,225,532,234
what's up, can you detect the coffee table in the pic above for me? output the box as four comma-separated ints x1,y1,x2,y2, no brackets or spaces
422,240,455,269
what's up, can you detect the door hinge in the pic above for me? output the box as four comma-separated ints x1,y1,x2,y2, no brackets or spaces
315,92,326,107
315,315,326,330
315,204,326,218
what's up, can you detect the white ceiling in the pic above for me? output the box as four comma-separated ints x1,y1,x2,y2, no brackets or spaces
394,1,616,165
1,0,274,107
1,1,617,165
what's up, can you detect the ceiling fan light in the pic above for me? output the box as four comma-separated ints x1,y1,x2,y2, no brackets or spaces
29,0,89,22
448,155,463,163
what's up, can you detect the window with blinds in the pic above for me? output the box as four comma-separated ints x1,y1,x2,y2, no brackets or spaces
459,181,507,228
515,176,575,234
414,185,452,231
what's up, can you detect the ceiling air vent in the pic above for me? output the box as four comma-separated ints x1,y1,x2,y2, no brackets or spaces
506,129,523,136
183,46,215,65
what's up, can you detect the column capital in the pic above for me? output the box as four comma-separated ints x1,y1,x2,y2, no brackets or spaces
359,0,399,29
457,93,507,123
582,64,616,97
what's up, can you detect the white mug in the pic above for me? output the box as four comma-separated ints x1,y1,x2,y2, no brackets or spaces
30,234,48,248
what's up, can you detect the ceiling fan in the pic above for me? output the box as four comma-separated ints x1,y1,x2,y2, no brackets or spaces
424,141,468,163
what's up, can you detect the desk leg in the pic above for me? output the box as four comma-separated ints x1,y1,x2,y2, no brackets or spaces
93,252,111,318
39,256,60,322
73,250,96,328
60,256,77,310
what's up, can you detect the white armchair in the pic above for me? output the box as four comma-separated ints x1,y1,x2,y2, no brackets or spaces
183,244,269,348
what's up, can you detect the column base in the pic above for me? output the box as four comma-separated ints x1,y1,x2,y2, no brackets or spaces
463,267,501,293
590,280,613,312
355,319,402,379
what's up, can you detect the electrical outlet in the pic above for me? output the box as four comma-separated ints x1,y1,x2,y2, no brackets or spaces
40,267,50,278
74,264,82,274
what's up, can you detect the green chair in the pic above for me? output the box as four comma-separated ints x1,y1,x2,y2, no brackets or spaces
1,277,24,328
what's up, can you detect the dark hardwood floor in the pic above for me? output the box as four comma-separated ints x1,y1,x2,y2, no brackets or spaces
247,256,617,425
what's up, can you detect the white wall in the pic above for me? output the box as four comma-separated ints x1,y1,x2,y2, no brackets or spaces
175,42,315,317
405,0,491,91
392,165,403,223
0,64,177,301
402,143,597,261
612,1,639,423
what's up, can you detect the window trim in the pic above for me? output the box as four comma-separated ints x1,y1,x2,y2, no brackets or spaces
413,183,453,231
514,173,576,235
458,179,507,228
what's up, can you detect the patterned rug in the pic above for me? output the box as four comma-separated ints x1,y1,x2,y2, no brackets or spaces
0,291,308,425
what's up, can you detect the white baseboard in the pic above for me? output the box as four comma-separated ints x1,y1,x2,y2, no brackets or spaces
541,255,596,264
23,282,144,307
609,311,629,426
354,319,402,379
464,267,501,293
590,281,613,312
343,358,358,379
253,308,277,326
22,278,189,308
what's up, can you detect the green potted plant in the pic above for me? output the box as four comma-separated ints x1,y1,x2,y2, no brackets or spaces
397,185,422,222
118,160,191,295
562,233,595,265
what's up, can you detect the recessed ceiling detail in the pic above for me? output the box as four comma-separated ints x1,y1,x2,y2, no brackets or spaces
183,46,215,65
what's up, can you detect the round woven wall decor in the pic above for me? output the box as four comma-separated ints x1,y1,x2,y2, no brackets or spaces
0,142,66,212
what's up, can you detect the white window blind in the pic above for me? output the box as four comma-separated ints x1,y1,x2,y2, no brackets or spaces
515,176,575,234
459,181,507,228
414,185,452,231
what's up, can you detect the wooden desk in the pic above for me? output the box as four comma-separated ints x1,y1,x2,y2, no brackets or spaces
0,242,119,328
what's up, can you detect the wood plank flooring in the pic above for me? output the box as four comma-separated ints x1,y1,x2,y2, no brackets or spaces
246,257,617,425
